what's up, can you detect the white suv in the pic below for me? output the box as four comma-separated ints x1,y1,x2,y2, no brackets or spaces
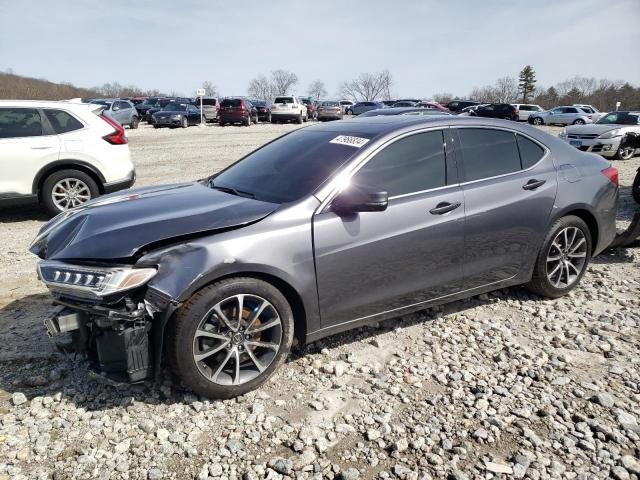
271,96,308,124
0,100,135,215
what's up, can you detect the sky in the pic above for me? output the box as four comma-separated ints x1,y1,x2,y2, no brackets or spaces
1,0,639,98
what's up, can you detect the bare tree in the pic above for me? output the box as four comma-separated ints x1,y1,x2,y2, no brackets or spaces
340,69,393,102
432,92,453,104
307,79,327,101
247,75,273,100
201,81,219,97
493,76,519,103
270,69,298,96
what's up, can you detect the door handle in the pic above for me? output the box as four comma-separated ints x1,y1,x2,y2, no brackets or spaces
31,145,53,150
523,179,546,190
429,202,461,215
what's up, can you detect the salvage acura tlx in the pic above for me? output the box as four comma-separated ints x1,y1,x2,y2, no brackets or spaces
30,116,619,398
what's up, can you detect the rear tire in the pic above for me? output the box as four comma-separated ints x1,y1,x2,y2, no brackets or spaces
296,114,303,124
41,169,100,216
245,115,251,126
526,215,592,298
167,278,294,399
130,117,139,129
219,121,225,127
632,170,640,204
182,116,188,128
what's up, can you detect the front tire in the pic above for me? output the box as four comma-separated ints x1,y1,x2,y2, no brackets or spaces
573,119,586,125
614,144,635,161
181,116,188,128
527,215,591,298
167,278,294,399
41,169,100,216
532,117,544,125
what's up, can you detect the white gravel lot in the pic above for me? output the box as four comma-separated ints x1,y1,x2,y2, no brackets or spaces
0,121,638,480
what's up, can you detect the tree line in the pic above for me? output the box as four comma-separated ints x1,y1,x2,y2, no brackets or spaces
2,66,639,112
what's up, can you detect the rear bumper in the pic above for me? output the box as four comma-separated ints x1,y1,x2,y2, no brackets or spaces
318,114,342,120
104,170,136,194
219,114,248,122
271,113,300,120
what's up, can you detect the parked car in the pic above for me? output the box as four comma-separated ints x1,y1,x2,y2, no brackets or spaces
300,97,316,120
126,97,147,106
558,111,640,160
218,98,258,126
198,97,219,122
89,99,139,129
316,101,343,121
339,100,355,114
271,96,307,124
392,100,418,107
145,98,175,123
358,107,450,117
381,100,396,107
470,103,519,121
416,101,449,112
512,104,544,122
528,106,593,126
0,100,134,215
151,102,203,128
350,101,385,115
250,100,272,122
30,115,618,398
446,100,479,113
135,97,164,118
573,104,605,122
633,163,640,204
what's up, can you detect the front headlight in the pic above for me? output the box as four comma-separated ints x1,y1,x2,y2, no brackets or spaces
37,261,157,298
598,129,622,139
171,114,182,120
559,129,568,138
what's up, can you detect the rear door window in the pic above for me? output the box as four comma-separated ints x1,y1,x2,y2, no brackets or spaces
352,130,447,197
458,128,521,182
0,108,43,138
516,134,545,169
44,109,84,134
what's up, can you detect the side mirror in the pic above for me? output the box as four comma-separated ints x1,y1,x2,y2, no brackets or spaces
331,184,388,215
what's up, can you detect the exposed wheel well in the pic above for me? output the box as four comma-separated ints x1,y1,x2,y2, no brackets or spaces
189,272,308,347
563,209,599,253
35,163,105,198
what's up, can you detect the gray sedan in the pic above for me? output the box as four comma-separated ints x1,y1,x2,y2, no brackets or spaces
89,99,139,128
32,116,618,399
529,106,593,126
349,101,385,115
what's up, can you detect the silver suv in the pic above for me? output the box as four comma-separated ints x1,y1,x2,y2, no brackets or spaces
529,106,593,126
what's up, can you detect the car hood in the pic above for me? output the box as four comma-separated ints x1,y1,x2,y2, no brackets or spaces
30,183,279,261
155,111,185,116
565,123,630,134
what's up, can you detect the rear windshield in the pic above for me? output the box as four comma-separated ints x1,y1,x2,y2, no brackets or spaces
211,129,370,203
251,100,266,106
321,101,339,106
274,97,294,104
221,99,242,107
200,98,217,106
301,99,312,105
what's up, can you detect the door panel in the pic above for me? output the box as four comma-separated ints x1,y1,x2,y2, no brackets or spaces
455,128,557,288
313,187,465,326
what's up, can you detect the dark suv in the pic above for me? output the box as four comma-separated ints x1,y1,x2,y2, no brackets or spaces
250,100,272,122
32,116,617,399
218,98,258,126
470,103,519,121
447,100,479,113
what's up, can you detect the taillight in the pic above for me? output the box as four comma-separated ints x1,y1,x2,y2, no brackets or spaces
587,115,592,119
601,166,619,186
100,115,127,145
318,107,324,112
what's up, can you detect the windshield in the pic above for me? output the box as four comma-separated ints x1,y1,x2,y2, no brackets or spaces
211,129,368,203
142,98,158,106
597,112,640,125
163,103,188,111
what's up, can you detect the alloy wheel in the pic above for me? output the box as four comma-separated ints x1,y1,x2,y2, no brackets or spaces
192,294,283,386
546,227,587,288
51,178,91,210
618,146,634,160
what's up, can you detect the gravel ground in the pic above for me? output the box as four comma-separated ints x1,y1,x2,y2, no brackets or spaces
0,121,638,480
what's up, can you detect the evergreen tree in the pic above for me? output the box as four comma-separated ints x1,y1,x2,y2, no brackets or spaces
518,65,537,103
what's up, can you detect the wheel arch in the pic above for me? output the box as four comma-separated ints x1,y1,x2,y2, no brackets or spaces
551,206,599,255
33,160,106,197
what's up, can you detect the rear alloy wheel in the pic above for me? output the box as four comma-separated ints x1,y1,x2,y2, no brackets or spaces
297,114,303,124
573,119,585,125
182,116,188,128
168,278,294,399
42,169,100,216
527,215,591,298
245,115,251,127
532,117,544,125
130,116,139,129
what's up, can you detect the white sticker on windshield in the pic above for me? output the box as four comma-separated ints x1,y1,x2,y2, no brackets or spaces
330,135,370,148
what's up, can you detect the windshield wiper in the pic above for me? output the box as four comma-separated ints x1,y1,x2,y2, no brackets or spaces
209,181,255,199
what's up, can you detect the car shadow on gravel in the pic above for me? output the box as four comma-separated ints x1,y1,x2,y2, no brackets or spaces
0,204,50,222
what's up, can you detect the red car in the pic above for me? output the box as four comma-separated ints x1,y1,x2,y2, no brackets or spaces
300,97,316,120
218,98,258,126
416,101,450,112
